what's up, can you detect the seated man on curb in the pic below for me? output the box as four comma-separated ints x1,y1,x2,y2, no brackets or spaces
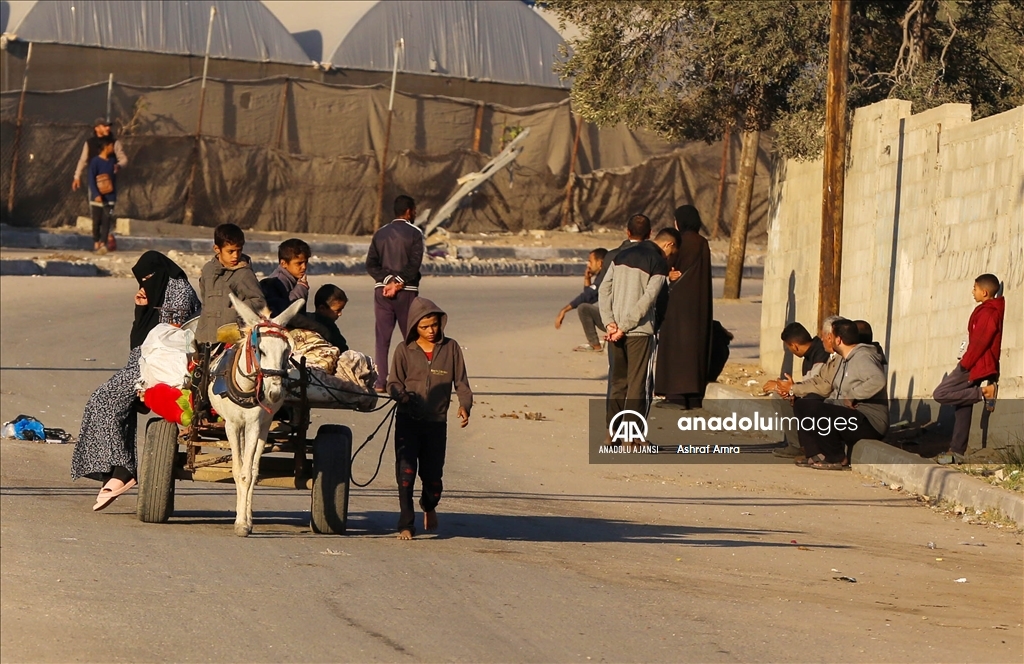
793,319,889,470
763,318,839,458
555,248,608,351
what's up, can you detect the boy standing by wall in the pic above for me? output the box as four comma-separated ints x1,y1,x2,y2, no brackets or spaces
555,248,608,351
933,274,1004,460
87,137,118,254
387,298,472,540
196,223,267,345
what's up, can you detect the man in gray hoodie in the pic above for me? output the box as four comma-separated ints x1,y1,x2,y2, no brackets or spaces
794,319,889,469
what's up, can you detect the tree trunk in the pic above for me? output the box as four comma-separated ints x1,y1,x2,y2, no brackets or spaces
722,129,759,300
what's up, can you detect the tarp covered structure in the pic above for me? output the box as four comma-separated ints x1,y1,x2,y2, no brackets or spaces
10,0,310,64
328,0,569,90
0,76,771,237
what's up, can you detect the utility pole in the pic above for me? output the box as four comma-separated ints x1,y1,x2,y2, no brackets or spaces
818,0,851,330
374,38,405,232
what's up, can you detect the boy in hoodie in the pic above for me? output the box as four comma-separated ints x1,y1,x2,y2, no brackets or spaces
196,223,267,345
387,298,472,540
261,238,311,316
555,247,608,351
793,319,889,469
933,274,1003,459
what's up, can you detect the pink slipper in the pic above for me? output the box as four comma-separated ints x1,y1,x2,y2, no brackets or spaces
92,478,137,511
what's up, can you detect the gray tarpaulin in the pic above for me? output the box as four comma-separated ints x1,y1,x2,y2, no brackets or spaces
329,0,569,89
12,0,311,65
0,77,770,237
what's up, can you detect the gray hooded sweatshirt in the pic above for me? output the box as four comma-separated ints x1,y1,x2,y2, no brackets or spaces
827,343,889,436
386,298,473,422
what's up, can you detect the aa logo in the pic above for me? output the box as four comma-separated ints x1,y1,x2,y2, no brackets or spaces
609,410,648,444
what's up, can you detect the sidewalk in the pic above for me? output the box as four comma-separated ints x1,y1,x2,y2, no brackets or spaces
0,223,766,279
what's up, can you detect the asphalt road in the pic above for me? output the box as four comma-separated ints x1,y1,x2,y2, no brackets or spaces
1,275,1021,663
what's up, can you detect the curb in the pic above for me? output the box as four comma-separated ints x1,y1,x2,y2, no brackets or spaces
1,228,765,278
0,259,99,277
851,439,1024,527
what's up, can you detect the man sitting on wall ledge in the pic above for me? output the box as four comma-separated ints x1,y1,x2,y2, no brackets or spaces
793,319,889,470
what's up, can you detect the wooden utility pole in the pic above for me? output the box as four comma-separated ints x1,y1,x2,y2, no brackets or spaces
374,38,405,232
472,102,485,152
183,6,217,226
817,0,851,330
560,113,584,227
722,128,759,300
6,42,31,214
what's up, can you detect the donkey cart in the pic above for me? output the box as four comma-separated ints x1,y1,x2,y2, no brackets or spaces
135,360,359,535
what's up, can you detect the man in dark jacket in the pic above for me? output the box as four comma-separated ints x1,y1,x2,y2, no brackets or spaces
367,195,425,392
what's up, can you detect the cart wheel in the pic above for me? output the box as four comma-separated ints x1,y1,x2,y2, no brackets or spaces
137,418,178,523
311,424,352,535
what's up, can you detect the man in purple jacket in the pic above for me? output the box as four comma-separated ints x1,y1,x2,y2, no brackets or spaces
366,195,425,392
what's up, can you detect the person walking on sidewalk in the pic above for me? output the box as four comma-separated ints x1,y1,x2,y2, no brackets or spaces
73,118,128,249
366,195,425,393
933,274,1004,462
86,138,118,254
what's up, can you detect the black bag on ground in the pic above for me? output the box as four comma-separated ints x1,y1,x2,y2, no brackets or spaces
708,320,734,383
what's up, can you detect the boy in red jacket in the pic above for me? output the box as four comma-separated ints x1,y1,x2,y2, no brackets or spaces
933,274,1004,460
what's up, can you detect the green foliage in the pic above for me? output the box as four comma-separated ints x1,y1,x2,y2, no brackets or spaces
548,0,1024,160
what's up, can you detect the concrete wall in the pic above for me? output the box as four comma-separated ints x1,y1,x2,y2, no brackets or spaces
762,100,1023,437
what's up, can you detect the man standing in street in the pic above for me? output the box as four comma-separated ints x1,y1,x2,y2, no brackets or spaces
366,195,425,393
72,118,128,248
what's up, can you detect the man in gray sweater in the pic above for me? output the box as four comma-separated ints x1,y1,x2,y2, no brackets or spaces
599,217,674,427
794,319,889,469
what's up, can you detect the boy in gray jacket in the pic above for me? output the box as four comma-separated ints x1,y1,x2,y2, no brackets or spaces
387,298,472,539
196,224,267,345
794,319,889,469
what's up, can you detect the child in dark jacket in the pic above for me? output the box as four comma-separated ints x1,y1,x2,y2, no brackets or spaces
87,137,117,254
386,298,472,540
313,284,349,352
933,273,1004,458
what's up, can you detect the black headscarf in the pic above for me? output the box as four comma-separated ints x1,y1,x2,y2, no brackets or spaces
674,205,704,234
130,251,187,349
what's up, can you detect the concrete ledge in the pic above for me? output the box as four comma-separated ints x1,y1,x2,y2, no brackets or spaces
852,439,1024,527
1,259,100,276
0,259,43,276
701,382,770,422
40,261,100,277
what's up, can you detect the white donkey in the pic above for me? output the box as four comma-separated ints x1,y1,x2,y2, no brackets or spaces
211,293,304,536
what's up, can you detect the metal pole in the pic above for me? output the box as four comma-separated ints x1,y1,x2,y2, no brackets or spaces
560,113,583,228
374,38,404,232
184,6,217,226
711,124,731,240
7,42,32,214
106,73,114,123
817,0,851,330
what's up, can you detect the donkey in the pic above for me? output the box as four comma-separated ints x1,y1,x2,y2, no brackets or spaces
211,293,304,536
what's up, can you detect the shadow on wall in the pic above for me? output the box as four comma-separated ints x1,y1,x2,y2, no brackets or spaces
779,270,796,379
292,30,323,62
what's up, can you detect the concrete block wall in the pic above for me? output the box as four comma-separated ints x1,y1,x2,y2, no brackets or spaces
763,100,1024,408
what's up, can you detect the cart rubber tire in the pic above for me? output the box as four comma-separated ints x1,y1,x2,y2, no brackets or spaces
311,424,352,535
137,418,178,523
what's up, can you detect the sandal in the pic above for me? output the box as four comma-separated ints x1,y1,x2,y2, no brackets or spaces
92,477,137,511
810,459,846,471
795,454,823,467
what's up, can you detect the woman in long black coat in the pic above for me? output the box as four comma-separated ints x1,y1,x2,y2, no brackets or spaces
654,205,713,408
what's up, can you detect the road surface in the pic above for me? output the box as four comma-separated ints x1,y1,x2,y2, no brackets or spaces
1,275,1020,662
